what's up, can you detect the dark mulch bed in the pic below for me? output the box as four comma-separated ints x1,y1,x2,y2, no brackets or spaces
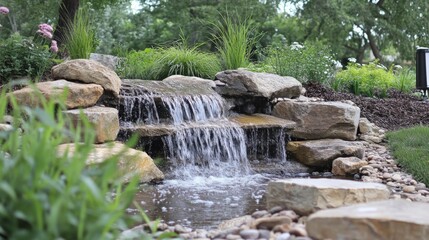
304,83,429,131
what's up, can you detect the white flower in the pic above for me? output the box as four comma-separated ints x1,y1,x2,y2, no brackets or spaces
290,42,304,50
333,60,343,69
394,65,403,69
348,57,357,63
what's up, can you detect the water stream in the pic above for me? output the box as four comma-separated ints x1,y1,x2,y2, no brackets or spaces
119,80,306,229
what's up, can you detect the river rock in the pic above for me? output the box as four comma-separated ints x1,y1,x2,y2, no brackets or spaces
306,200,429,240
332,156,368,176
218,215,253,230
287,139,365,167
163,75,216,88
239,229,260,239
215,69,302,99
57,142,164,183
8,80,103,109
273,100,360,140
250,216,292,230
52,59,121,97
63,106,119,143
266,178,390,215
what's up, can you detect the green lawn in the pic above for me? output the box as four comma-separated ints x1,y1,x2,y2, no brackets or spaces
386,126,429,186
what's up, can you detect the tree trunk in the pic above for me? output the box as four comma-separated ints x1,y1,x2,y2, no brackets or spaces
366,28,382,60
54,0,80,46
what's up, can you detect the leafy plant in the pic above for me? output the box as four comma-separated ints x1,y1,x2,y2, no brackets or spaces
335,61,395,97
0,34,52,84
265,41,336,85
387,126,429,186
0,87,140,239
211,13,259,70
65,7,95,59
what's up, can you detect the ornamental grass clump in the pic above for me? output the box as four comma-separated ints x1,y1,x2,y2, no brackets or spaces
150,45,221,80
0,88,139,239
211,14,259,70
117,48,161,79
65,7,95,59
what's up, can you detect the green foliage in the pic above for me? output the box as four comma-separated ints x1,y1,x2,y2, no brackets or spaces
334,61,395,97
65,7,95,59
265,42,336,84
387,126,429,186
117,48,160,79
151,45,221,80
0,34,52,84
392,67,416,93
120,45,221,80
211,14,259,70
0,88,139,239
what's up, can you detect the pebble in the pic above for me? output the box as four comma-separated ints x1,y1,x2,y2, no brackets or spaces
252,210,269,219
276,233,291,240
269,206,284,214
258,229,271,239
239,229,259,239
403,185,416,193
391,174,402,181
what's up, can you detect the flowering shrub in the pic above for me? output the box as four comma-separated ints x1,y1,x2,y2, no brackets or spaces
0,34,52,83
264,41,336,85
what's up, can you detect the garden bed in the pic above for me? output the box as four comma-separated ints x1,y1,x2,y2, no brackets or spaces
304,83,429,130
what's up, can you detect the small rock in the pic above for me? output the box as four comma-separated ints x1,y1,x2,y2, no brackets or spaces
276,233,291,240
273,210,299,221
289,224,307,237
251,216,292,230
258,229,271,239
403,185,416,193
174,224,192,234
226,234,242,240
382,173,392,179
269,206,284,214
252,210,269,219
391,174,402,182
239,229,259,239
272,223,291,233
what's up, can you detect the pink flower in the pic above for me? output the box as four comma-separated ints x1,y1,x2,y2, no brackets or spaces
50,40,58,53
0,6,9,15
38,23,53,33
37,29,53,39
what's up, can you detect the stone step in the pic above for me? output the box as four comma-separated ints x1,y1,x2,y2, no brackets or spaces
306,199,429,240
230,114,296,130
267,178,390,215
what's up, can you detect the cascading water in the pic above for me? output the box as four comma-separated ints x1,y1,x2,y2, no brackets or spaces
118,79,303,230
119,80,251,180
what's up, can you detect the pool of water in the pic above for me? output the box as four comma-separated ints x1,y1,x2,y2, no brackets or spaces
128,161,311,230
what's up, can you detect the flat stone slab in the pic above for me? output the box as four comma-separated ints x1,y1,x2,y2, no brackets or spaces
230,114,296,130
267,178,390,215
307,200,429,240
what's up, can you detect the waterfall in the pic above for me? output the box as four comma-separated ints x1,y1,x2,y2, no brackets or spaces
119,80,251,179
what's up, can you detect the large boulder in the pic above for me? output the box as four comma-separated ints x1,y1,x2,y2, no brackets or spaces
163,75,216,89
57,142,164,183
52,59,122,97
286,139,365,167
273,100,360,140
7,80,103,109
215,69,302,99
306,200,429,240
63,106,119,143
266,178,390,215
